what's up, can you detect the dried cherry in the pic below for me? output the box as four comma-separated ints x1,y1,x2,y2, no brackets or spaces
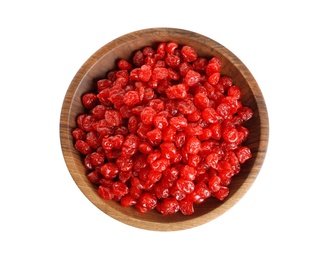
72,42,254,216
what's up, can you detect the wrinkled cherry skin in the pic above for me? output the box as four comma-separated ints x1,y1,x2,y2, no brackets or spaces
72,41,254,216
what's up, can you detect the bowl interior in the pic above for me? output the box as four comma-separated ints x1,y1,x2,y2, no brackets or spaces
60,28,268,231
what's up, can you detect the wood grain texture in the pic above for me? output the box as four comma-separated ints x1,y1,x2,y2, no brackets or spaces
60,28,269,231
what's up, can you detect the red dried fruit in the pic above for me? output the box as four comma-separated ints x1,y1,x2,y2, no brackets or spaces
188,154,200,167
194,93,210,110
235,146,252,164
179,199,195,215
165,54,181,68
140,107,156,125
147,170,163,184
160,141,176,157
102,134,124,150
138,142,153,154
72,42,253,216
223,127,239,143
87,171,101,185
121,134,140,158
116,156,133,172
165,42,178,54
119,170,132,183
100,162,119,179
139,192,157,210
184,123,203,136
176,178,195,194
151,158,169,172
74,140,91,155
118,59,132,70
105,110,122,127
98,185,114,200
180,165,197,181
133,50,144,67
178,99,197,115
153,114,168,130
85,131,101,149
156,42,166,59
213,186,229,201
90,152,105,166
170,185,186,201
147,150,161,165
178,61,193,77
208,175,221,193
148,99,165,112
201,108,221,124
165,84,188,99
186,136,201,155
169,116,188,130
205,153,219,169
91,104,106,120
112,181,129,197
97,79,112,92
181,45,198,63
238,106,254,121
72,128,86,140
193,57,207,71
120,194,137,207
139,65,152,82
82,93,99,110
146,128,162,146
123,91,140,107
157,198,180,215
206,57,221,75
184,70,201,86
152,67,169,80
162,126,176,142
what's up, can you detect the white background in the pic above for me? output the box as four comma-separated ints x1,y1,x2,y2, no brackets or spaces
1,0,322,259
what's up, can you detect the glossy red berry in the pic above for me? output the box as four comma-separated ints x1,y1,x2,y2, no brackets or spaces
100,162,119,179
112,181,129,197
123,91,140,107
75,140,91,155
235,146,252,163
206,153,219,169
213,186,229,201
165,42,178,54
165,84,187,99
118,59,132,70
180,165,197,181
105,110,122,127
121,134,140,158
208,175,221,193
98,185,114,200
120,194,137,207
186,136,201,155
146,128,162,146
87,171,101,185
169,116,188,130
158,198,180,215
179,199,195,215
72,128,86,140
176,178,195,194
184,70,201,86
181,45,198,62
140,107,156,125
139,192,157,210
82,93,99,110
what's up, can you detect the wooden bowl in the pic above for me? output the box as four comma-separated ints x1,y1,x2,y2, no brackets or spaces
60,28,269,231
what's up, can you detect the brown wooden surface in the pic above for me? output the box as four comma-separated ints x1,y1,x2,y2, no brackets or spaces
60,28,269,231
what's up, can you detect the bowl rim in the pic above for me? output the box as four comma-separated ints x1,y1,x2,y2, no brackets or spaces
60,27,269,231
